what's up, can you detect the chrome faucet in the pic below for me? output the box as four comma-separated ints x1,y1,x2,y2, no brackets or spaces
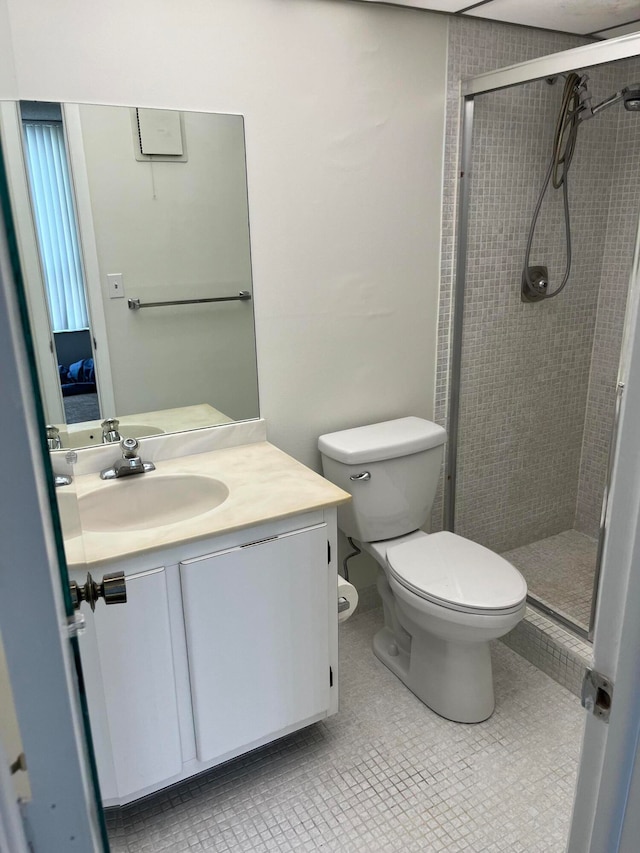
100,437,156,480
46,425,62,450
101,418,121,443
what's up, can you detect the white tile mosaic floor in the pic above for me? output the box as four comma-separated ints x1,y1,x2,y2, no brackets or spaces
106,609,584,853
502,530,598,630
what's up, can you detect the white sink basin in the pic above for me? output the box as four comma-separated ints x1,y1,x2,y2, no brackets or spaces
65,423,165,448
56,490,83,540
78,474,229,532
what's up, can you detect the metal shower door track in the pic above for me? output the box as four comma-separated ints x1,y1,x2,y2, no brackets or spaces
462,31,640,97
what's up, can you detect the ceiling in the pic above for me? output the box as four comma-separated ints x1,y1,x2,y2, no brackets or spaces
357,0,640,39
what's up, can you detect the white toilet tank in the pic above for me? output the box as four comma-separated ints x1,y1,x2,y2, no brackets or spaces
318,417,447,542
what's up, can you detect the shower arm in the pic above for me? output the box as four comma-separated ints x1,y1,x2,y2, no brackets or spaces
579,87,632,121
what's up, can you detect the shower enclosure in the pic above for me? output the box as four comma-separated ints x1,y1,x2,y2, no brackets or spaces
446,40,640,640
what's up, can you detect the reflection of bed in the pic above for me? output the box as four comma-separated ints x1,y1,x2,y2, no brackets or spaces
59,357,96,396
54,330,100,423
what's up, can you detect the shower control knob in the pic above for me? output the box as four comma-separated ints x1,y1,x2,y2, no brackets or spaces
521,266,550,302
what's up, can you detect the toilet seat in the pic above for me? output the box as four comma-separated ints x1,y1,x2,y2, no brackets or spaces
386,531,527,616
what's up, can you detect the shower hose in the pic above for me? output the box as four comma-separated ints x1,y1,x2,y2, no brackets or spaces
522,72,584,300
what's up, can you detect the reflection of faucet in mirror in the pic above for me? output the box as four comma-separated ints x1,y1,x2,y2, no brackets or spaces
101,418,121,443
45,424,62,450
6,100,259,449
100,437,156,480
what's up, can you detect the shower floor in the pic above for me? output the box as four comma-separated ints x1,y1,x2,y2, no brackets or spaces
502,530,598,631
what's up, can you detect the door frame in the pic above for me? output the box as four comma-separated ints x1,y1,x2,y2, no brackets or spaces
62,102,116,418
568,205,640,852
0,98,117,427
0,100,65,424
0,145,105,849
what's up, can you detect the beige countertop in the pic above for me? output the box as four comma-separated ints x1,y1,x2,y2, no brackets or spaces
56,403,233,449
60,441,350,569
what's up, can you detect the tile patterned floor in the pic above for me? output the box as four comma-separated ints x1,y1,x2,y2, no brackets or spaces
502,530,598,630
106,609,584,853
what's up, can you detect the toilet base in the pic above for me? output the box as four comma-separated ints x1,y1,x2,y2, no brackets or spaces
373,625,411,682
373,624,495,724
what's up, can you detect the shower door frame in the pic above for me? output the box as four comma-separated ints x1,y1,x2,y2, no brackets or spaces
445,31,640,642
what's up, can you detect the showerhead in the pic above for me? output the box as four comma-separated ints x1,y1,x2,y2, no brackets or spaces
622,86,640,111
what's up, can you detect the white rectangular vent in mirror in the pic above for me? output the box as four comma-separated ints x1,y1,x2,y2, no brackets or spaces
137,108,182,155
133,108,187,162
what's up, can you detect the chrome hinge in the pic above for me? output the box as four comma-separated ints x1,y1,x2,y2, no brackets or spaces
581,668,614,723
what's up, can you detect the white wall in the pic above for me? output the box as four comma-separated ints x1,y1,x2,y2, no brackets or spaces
0,0,448,589
1,0,447,460
0,0,16,99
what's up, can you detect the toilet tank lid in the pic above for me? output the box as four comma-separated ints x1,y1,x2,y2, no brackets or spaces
318,417,446,465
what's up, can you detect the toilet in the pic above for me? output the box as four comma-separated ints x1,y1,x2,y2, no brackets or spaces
318,416,527,723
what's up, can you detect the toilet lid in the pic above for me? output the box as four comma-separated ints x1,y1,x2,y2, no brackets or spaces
386,532,527,613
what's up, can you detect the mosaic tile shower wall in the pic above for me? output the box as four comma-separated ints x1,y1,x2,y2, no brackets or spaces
434,19,639,562
454,68,620,553
432,17,586,534
574,56,640,538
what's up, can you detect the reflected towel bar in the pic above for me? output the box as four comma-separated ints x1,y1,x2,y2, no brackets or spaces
127,291,251,310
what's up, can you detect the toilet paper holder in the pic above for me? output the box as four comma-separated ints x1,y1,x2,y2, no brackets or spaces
337,576,358,623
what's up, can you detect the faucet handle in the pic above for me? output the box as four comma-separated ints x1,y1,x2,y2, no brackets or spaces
100,436,154,479
46,425,62,450
101,418,121,443
121,437,140,458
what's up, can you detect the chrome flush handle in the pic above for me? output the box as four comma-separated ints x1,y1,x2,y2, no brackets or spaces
350,471,371,481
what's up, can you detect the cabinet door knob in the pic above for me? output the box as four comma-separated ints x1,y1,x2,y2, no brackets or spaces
69,571,127,611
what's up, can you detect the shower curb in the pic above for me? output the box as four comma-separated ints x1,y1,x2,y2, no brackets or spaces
501,605,591,698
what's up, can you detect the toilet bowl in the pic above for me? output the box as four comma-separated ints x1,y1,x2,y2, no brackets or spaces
318,417,527,723
367,531,526,722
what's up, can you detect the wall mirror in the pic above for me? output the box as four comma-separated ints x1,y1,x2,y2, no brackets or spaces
0,101,259,450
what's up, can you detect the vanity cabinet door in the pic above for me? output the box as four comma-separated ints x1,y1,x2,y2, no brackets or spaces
180,523,330,764
81,566,182,801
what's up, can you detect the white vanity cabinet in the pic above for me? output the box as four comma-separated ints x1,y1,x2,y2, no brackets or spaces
75,508,340,806
77,566,182,803
180,522,330,764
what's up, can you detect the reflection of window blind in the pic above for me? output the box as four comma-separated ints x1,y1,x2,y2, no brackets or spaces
23,121,89,332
